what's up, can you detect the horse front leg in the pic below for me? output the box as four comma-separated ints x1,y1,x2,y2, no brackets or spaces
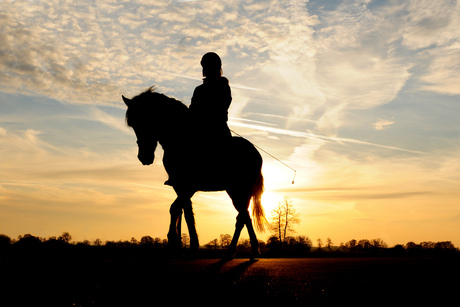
183,200,199,251
170,188,197,253
167,198,183,249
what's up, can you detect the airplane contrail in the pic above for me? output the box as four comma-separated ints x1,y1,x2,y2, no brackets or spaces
228,121,427,155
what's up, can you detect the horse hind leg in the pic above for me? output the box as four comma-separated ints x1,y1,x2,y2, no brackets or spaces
225,196,261,260
224,213,245,260
244,212,261,260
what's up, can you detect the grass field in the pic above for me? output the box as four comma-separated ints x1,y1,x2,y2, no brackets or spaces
1,246,459,306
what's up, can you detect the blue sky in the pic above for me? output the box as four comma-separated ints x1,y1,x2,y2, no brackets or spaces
1,0,459,246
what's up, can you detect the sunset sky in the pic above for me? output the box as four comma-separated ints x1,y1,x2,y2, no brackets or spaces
1,0,459,247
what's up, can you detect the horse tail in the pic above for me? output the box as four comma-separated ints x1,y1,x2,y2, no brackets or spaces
251,171,267,232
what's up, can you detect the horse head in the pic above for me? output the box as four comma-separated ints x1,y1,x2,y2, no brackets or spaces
123,87,190,168
123,89,159,166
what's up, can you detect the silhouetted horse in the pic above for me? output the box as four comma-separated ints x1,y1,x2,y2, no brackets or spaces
123,87,265,259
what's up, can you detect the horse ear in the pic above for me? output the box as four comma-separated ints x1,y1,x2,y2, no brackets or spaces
122,95,131,106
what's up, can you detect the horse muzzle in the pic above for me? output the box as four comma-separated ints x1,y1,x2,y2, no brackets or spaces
138,153,154,166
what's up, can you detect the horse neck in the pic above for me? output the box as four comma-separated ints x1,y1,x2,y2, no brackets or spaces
147,95,190,151
156,117,190,152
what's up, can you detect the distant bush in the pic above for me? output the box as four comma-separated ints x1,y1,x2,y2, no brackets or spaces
1,233,458,258
0,234,12,247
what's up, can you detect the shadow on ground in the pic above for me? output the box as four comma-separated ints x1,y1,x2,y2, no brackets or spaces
1,247,459,306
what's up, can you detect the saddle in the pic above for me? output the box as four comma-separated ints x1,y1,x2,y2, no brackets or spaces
164,139,232,190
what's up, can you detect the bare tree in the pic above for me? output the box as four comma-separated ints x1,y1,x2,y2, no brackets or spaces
205,239,219,249
317,238,323,249
220,234,232,249
181,233,190,248
154,237,163,247
93,238,102,246
269,197,301,244
326,237,333,250
58,232,72,244
140,235,154,246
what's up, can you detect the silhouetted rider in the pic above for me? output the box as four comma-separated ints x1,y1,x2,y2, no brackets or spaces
189,52,232,179
190,52,232,141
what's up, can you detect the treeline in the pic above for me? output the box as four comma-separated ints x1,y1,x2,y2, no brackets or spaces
1,233,458,258
0,233,169,249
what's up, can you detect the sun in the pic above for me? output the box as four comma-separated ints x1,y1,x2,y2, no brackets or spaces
261,190,284,216
258,161,293,215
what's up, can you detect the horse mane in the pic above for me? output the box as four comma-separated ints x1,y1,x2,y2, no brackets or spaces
125,87,189,128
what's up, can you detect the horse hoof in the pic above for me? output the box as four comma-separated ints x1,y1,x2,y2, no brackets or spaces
250,249,261,261
184,250,197,260
222,251,235,261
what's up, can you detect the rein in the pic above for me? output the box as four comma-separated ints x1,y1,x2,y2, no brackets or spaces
230,129,297,184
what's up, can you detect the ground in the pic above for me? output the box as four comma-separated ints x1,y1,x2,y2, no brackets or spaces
1,249,459,306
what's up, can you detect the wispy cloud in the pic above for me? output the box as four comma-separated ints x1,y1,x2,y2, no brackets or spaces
400,0,459,50
228,117,277,127
1,0,459,245
89,108,132,134
273,186,434,201
0,126,64,157
1,0,456,115
228,121,426,154
373,119,395,131
170,73,262,91
419,44,460,95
